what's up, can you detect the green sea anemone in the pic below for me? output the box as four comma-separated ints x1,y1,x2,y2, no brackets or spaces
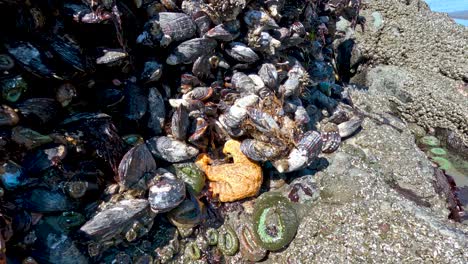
252,192,299,251
431,157,454,172
420,136,440,147
429,147,447,157
218,225,239,256
1,75,27,102
238,223,267,262
206,228,218,246
184,242,201,260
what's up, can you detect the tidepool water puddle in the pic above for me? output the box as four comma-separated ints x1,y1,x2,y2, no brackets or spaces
417,135,468,187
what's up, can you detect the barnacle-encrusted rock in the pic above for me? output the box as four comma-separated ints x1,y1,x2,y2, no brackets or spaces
352,65,468,158
268,116,468,263
351,0,468,156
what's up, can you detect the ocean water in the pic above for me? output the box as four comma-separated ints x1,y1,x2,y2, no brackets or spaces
425,0,468,26
453,18,468,26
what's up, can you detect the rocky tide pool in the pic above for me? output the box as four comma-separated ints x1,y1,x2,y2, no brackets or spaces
418,135,468,187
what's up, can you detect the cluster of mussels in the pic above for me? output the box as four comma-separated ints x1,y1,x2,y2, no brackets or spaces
0,0,364,263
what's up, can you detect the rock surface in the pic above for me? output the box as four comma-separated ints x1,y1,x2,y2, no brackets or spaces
266,1,468,262
267,117,468,263
350,0,468,153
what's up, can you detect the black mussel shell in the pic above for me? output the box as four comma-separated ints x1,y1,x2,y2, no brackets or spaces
5,40,56,78
33,220,89,264
43,34,88,72
147,87,166,136
61,113,125,174
0,160,28,190
148,169,185,213
166,38,217,65
20,187,74,213
141,60,163,83
124,81,148,121
80,199,151,241
146,136,199,163
11,210,33,234
95,88,124,108
167,191,205,229
22,144,66,175
170,105,189,141
117,143,157,190
17,98,61,126
12,126,53,149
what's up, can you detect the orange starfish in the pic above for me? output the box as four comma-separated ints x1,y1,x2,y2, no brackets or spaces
195,140,262,202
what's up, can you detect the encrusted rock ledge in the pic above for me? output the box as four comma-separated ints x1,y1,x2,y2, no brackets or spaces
351,0,468,155
267,115,468,263
266,1,468,263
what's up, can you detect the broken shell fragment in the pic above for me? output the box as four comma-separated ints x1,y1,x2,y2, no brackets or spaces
338,117,363,138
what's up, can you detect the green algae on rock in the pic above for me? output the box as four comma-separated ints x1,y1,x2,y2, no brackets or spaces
252,192,299,251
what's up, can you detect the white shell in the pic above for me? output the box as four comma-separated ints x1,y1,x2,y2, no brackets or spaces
338,118,363,138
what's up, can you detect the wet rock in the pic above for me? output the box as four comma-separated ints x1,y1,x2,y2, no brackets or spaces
319,153,368,204
267,114,468,263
